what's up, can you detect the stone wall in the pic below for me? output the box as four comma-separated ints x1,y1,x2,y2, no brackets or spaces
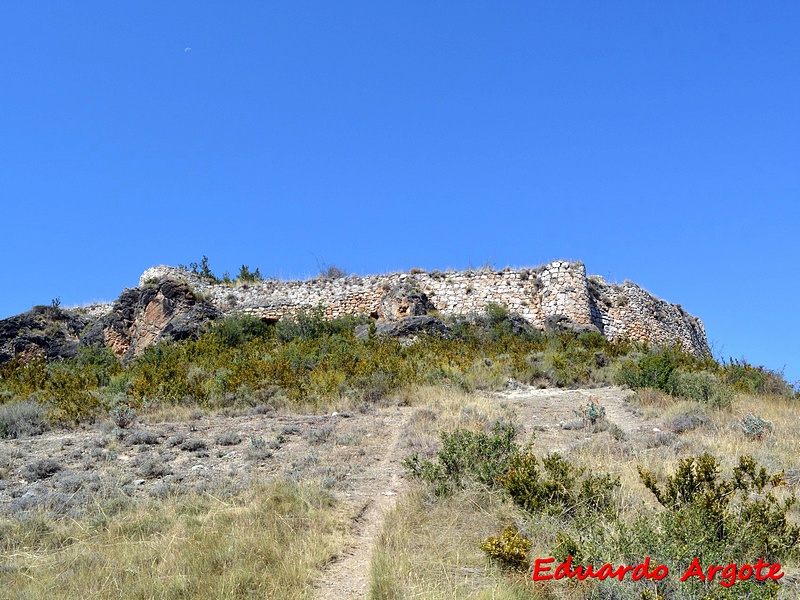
140,261,709,356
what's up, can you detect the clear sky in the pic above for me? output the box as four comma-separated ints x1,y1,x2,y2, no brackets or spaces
1,2,798,386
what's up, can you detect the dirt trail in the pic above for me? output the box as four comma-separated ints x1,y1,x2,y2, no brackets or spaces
311,385,652,599
496,385,646,452
313,411,408,600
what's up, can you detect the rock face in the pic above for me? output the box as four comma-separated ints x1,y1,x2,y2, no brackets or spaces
355,315,449,340
378,283,437,321
81,277,219,361
544,315,602,336
0,306,91,364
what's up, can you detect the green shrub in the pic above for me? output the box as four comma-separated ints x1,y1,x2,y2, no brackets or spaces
480,524,531,571
108,394,136,429
212,314,271,347
575,396,606,425
637,454,799,562
41,365,103,423
235,264,263,283
667,370,733,409
544,351,592,387
723,358,792,396
498,451,619,518
740,413,774,440
615,350,679,390
403,422,518,496
188,255,220,283
275,307,332,342
0,355,48,398
532,454,795,599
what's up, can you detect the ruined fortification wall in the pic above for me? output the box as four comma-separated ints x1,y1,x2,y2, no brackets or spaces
140,261,709,356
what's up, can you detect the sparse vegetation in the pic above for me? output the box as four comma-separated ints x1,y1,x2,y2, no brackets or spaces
0,479,345,599
575,395,606,425
1,295,798,599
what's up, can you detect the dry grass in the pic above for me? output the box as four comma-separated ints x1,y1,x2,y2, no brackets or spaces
396,385,517,459
0,479,346,599
369,485,539,600
2,384,798,599
370,387,800,599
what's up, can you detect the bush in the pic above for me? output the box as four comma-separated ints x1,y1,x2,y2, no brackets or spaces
109,394,137,429
636,454,799,563
540,454,799,598
189,255,220,283
481,524,531,571
544,351,592,387
667,370,733,409
42,365,103,423
212,314,271,347
275,307,331,342
740,413,774,440
236,264,263,283
319,264,347,280
615,349,680,390
723,358,792,396
403,422,518,496
575,396,606,425
498,451,619,518
0,399,49,438
21,458,63,481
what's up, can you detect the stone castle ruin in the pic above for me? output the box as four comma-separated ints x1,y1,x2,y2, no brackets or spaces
140,260,709,357
0,261,710,366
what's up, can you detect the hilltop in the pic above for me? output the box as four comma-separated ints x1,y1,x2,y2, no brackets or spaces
0,260,708,366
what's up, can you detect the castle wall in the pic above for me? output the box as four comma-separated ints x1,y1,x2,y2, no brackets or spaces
140,261,709,356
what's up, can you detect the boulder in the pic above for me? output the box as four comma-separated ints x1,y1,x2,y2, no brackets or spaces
506,313,539,337
544,315,601,336
379,283,436,321
355,315,449,340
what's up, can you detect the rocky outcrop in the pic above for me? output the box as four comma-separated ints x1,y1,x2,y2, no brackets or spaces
378,283,437,321
355,315,450,340
544,315,602,336
0,277,219,366
0,306,91,364
81,277,219,361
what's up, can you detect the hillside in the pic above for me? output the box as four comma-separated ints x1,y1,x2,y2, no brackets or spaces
0,261,797,600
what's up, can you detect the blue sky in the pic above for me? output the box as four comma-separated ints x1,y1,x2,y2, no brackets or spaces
1,2,798,386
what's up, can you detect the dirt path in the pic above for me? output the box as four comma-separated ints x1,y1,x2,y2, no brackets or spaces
495,385,646,452
313,411,408,600
311,385,652,599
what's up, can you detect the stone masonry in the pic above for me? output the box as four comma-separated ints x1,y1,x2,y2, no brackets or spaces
139,261,709,357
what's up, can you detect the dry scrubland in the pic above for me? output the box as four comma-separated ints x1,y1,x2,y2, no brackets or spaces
0,308,798,599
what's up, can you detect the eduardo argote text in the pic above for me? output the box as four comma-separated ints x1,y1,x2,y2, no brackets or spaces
532,556,784,588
